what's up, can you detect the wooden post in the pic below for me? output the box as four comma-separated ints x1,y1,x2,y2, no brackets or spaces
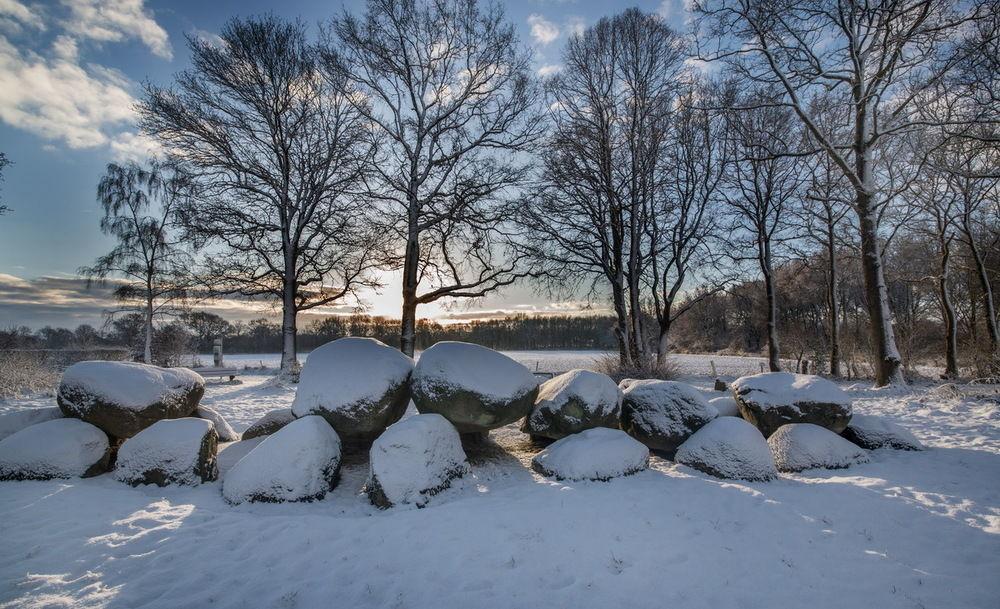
213,339,223,368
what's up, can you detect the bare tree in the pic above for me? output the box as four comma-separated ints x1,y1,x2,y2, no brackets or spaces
81,162,192,364
694,0,987,385
326,0,542,356
140,16,381,373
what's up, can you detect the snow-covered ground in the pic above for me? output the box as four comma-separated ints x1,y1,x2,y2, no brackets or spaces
1,371,998,608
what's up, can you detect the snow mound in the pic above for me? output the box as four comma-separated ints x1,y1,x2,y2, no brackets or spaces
115,418,218,487
292,337,413,438
197,405,239,442
366,413,470,508
731,372,853,437
707,395,741,417
0,418,110,480
0,406,63,441
522,369,622,440
620,380,718,457
57,361,204,438
675,417,777,481
842,414,924,451
412,341,539,433
768,423,869,472
222,415,341,504
242,408,296,440
532,427,649,482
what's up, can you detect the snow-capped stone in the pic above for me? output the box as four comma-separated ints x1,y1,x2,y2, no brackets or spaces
708,395,741,417
114,418,218,486
412,342,539,433
0,406,63,441
242,408,296,440
842,414,924,451
57,361,204,439
366,414,470,509
222,416,341,504
522,369,622,440
675,417,777,481
618,378,641,391
620,380,718,458
732,372,852,437
197,405,239,442
0,418,110,480
768,423,869,472
531,427,649,482
292,337,413,438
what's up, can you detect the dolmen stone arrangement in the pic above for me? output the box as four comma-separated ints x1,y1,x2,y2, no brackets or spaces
0,339,925,508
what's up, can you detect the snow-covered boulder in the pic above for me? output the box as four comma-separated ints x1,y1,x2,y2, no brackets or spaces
0,418,110,480
0,406,63,441
675,417,777,481
707,395,741,417
412,342,539,433
114,418,218,487
197,405,239,442
57,361,204,439
731,372,852,437
531,427,649,482
620,380,718,458
366,414,470,509
292,337,413,439
768,423,869,472
222,416,341,504
521,369,622,440
842,414,924,451
242,408,296,440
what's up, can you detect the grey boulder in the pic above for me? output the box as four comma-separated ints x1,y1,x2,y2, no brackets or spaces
620,380,718,458
114,417,218,486
731,372,852,437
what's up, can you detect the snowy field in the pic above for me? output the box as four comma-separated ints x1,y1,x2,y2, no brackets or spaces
1,371,999,608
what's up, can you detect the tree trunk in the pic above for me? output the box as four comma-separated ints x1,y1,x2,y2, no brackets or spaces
939,240,959,379
611,278,632,367
400,228,420,358
965,226,1000,359
760,239,781,372
279,274,298,373
827,225,841,377
143,292,153,365
656,311,672,367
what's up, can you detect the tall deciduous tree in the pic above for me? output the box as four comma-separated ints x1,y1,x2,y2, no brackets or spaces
140,16,382,373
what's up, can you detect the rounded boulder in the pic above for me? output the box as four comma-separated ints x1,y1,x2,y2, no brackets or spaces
732,372,852,437
620,380,718,458
522,369,622,440
0,418,110,480
115,417,218,487
768,423,869,472
675,417,778,481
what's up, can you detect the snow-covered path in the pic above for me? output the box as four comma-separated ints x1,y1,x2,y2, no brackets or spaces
1,375,998,609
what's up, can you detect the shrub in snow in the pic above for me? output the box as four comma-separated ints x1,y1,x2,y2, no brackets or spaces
620,380,718,458
768,423,869,472
222,415,341,504
521,369,622,440
0,406,63,441
531,427,649,482
412,342,539,433
674,417,777,481
57,361,204,439
197,405,239,442
0,418,110,480
292,337,413,439
242,408,296,440
842,414,924,451
707,395,741,418
731,372,852,438
366,413,470,509
115,418,218,487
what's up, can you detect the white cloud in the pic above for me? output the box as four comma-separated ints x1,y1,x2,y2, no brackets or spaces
0,0,44,30
110,131,162,162
61,0,172,60
527,14,559,45
564,16,585,38
537,64,561,77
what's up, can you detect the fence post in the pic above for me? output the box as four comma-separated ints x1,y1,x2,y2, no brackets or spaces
213,339,223,368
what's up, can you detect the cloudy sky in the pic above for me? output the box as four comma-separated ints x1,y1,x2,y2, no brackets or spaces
0,0,687,328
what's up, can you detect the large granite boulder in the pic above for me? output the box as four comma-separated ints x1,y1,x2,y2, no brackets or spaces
731,372,852,437
675,417,778,481
242,408,296,440
366,414,470,509
57,361,204,439
620,380,718,458
222,416,342,504
768,423,869,472
0,418,110,480
0,406,63,441
531,427,649,482
114,418,218,486
292,337,413,439
196,405,240,442
521,369,622,440
841,414,924,451
412,342,539,434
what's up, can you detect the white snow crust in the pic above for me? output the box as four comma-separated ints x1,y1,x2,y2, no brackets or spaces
412,341,538,401
731,372,852,411
0,406,62,441
60,361,204,409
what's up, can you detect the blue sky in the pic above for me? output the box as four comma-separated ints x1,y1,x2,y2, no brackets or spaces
0,0,686,328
